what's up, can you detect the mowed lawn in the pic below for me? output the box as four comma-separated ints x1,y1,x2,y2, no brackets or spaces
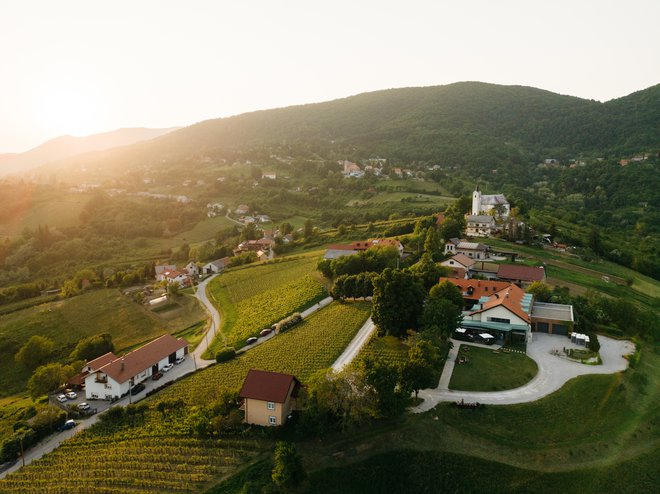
0,289,205,397
449,345,538,391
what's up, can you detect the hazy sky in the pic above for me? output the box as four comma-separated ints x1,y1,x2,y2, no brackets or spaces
1,0,658,153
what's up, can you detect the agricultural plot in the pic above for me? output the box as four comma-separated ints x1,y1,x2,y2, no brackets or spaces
0,302,371,493
162,301,372,406
358,335,410,366
0,435,262,494
206,256,328,352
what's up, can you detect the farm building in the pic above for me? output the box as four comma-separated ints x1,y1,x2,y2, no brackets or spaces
203,257,231,274
239,369,300,427
496,264,546,287
84,335,188,401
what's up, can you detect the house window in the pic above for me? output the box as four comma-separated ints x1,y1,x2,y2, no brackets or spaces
269,416,277,425
104,384,112,389
267,402,275,410
488,316,511,324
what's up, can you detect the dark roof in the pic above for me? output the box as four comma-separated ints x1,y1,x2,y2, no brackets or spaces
96,334,187,384
239,369,299,403
497,264,545,282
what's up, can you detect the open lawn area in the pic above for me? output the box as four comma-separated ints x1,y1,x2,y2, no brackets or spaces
449,344,538,391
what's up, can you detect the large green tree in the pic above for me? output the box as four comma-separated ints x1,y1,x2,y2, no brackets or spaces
372,268,426,337
272,441,306,489
421,298,463,340
27,363,76,400
429,280,465,309
15,335,55,370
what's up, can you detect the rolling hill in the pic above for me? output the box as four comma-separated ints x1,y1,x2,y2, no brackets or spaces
0,127,179,176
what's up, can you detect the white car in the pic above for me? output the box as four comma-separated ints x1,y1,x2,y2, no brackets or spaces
162,363,174,372
56,394,67,403
174,356,185,365
77,402,90,411
65,391,77,400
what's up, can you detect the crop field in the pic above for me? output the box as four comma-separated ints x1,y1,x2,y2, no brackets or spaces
206,256,328,352
165,301,371,406
0,302,371,493
358,335,409,366
0,435,263,494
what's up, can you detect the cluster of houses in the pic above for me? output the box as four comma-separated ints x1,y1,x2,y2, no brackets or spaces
231,204,271,225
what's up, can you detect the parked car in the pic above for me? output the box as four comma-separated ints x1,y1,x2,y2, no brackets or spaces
260,328,272,337
453,328,474,342
174,356,185,365
65,391,78,400
246,337,258,345
162,363,174,372
77,402,90,411
475,333,496,345
56,394,67,403
130,383,145,395
152,372,163,381
59,419,76,431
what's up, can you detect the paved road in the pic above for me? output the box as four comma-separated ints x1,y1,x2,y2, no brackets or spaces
332,317,376,371
192,274,222,365
413,333,634,412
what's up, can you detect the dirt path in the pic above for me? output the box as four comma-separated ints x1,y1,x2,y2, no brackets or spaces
332,317,376,371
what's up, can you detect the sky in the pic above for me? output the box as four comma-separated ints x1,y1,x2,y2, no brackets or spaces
1,0,658,153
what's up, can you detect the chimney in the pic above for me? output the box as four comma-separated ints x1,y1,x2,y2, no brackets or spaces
120,356,125,371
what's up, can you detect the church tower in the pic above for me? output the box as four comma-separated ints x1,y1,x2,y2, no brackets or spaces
472,183,481,215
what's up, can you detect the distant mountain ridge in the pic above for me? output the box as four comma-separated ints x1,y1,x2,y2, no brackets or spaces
0,127,180,176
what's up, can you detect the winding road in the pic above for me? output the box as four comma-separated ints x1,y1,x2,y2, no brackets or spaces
412,333,634,412
192,274,222,365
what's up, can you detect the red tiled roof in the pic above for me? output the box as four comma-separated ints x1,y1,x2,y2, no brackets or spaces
85,352,118,371
239,369,299,403
497,264,545,282
439,277,513,300
326,244,358,251
470,284,530,322
448,267,466,279
96,335,187,384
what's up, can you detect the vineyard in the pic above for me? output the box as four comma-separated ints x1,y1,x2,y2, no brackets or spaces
206,256,328,354
161,301,372,406
0,301,371,493
358,335,410,366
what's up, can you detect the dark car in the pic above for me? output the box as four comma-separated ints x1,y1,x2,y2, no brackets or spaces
58,419,76,431
260,328,272,337
130,383,146,395
246,337,258,345
453,329,474,342
152,372,163,381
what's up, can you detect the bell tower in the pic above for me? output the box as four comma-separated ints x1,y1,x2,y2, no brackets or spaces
472,183,481,215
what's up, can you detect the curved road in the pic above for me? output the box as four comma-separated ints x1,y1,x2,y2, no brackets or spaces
413,333,635,412
192,274,222,365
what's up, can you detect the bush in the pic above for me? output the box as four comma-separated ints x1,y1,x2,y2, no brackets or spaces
216,347,237,363
275,313,302,334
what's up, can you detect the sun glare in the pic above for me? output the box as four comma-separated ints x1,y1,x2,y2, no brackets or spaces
34,84,102,138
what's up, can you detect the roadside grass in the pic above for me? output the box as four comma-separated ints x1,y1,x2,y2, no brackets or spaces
171,320,207,351
448,344,538,391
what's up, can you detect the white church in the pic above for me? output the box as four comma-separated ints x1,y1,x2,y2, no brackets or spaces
471,184,510,217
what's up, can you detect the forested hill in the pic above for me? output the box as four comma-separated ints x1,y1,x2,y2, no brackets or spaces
119,81,660,164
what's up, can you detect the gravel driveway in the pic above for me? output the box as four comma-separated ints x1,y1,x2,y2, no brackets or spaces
413,333,635,412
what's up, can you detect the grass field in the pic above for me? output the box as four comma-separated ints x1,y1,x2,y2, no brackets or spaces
171,215,235,244
0,301,371,493
449,345,538,391
347,191,454,208
205,256,328,354
358,335,410,366
0,193,87,237
0,289,205,397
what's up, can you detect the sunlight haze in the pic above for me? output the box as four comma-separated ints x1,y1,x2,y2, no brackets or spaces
1,0,658,152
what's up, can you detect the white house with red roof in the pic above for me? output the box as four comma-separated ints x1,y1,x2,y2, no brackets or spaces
84,334,188,400
156,269,191,287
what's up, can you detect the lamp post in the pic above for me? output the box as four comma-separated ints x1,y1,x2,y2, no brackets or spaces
128,378,133,404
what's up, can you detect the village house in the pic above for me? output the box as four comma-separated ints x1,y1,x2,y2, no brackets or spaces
157,269,191,287
234,238,273,256
444,238,490,260
84,335,188,401
440,253,475,279
67,352,118,390
154,264,177,277
184,261,200,277
203,257,231,275
262,172,277,180
470,260,500,280
465,214,497,237
234,204,250,215
496,264,546,288
323,238,404,260
239,369,300,427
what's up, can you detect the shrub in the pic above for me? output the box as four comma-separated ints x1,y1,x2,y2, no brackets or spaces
275,313,302,334
216,347,237,363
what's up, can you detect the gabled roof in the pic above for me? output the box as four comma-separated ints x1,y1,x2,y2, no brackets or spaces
439,277,513,301
480,194,508,206
447,253,475,268
239,369,299,403
95,334,187,384
457,241,488,251
466,214,495,224
497,264,545,282
469,284,531,323
85,352,118,371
